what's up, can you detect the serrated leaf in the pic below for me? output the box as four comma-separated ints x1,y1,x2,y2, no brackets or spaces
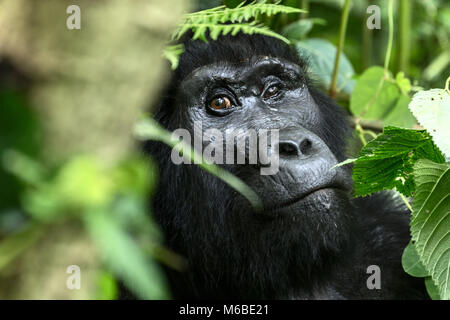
402,242,429,277
425,276,442,300
351,127,445,197
295,38,355,94
409,88,450,157
411,159,450,300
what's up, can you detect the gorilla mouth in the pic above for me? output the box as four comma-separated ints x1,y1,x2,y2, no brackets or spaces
262,184,348,215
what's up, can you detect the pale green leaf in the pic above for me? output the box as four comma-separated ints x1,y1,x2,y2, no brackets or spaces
409,88,450,157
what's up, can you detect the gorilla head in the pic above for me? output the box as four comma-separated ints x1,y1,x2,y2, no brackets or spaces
144,33,427,299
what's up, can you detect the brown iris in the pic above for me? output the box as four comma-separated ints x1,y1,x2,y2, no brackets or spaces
209,96,231,110
264,85,280,99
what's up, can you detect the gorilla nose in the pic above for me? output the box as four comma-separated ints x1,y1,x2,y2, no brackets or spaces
276,129,319,159
278,139,313,157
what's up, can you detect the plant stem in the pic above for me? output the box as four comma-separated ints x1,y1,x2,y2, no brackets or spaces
361,0,372,70
355,124,367,146
397,0,411,74
399,193,413,212
329,0,351,98
384,0,394,74
300,0,309,19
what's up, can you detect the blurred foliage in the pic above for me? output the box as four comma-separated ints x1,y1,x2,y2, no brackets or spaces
0,0,188,299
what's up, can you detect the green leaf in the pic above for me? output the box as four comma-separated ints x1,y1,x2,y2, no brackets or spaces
408,88,450,157
22,183,66,221
2,150,47,186
163,44,184,70
84,209,169,299
172,1,303,43
351,68,417,127
395,72,412,95
177,22,291,44
282,18,325,40
0,224,45,271
282,20,313,40
55,156,115,209
383,94,417,128
96,271,119,300
350,66,398,120
411,159,450,300
351,127,445,197
402,242,429,277
295,38,355,95
425,276,442,300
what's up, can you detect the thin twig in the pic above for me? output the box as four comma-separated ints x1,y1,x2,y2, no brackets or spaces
384,0,394,73
350,117,384,132
329,0,351,98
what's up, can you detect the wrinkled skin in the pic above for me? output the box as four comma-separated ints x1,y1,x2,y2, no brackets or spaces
142,34,428,299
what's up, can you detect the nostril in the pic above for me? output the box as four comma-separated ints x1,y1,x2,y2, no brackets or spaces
299,139,312,155
279,141,300,157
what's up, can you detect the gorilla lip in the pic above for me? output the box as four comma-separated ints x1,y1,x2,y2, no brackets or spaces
262,184,347,214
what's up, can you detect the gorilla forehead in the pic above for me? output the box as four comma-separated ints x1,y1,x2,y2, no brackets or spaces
180,56,304,85
174,33,306,80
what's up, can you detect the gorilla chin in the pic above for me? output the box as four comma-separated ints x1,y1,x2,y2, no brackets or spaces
141,32,429,300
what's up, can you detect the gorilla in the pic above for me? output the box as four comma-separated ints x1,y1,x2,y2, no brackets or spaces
143,33,427,299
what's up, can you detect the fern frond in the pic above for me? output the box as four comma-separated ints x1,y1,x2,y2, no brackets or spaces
172,1,304,41
167,1,305,69
186,22,290,44
184,1,303,25
163,44,185,70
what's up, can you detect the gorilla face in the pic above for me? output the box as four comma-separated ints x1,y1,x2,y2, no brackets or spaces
174,55,352,230
147,34,357,298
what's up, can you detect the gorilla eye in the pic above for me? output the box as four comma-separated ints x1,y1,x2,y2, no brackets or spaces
209,96,232,110
263,84,280,99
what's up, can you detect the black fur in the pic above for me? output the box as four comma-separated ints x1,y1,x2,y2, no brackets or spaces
143,33,428,299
